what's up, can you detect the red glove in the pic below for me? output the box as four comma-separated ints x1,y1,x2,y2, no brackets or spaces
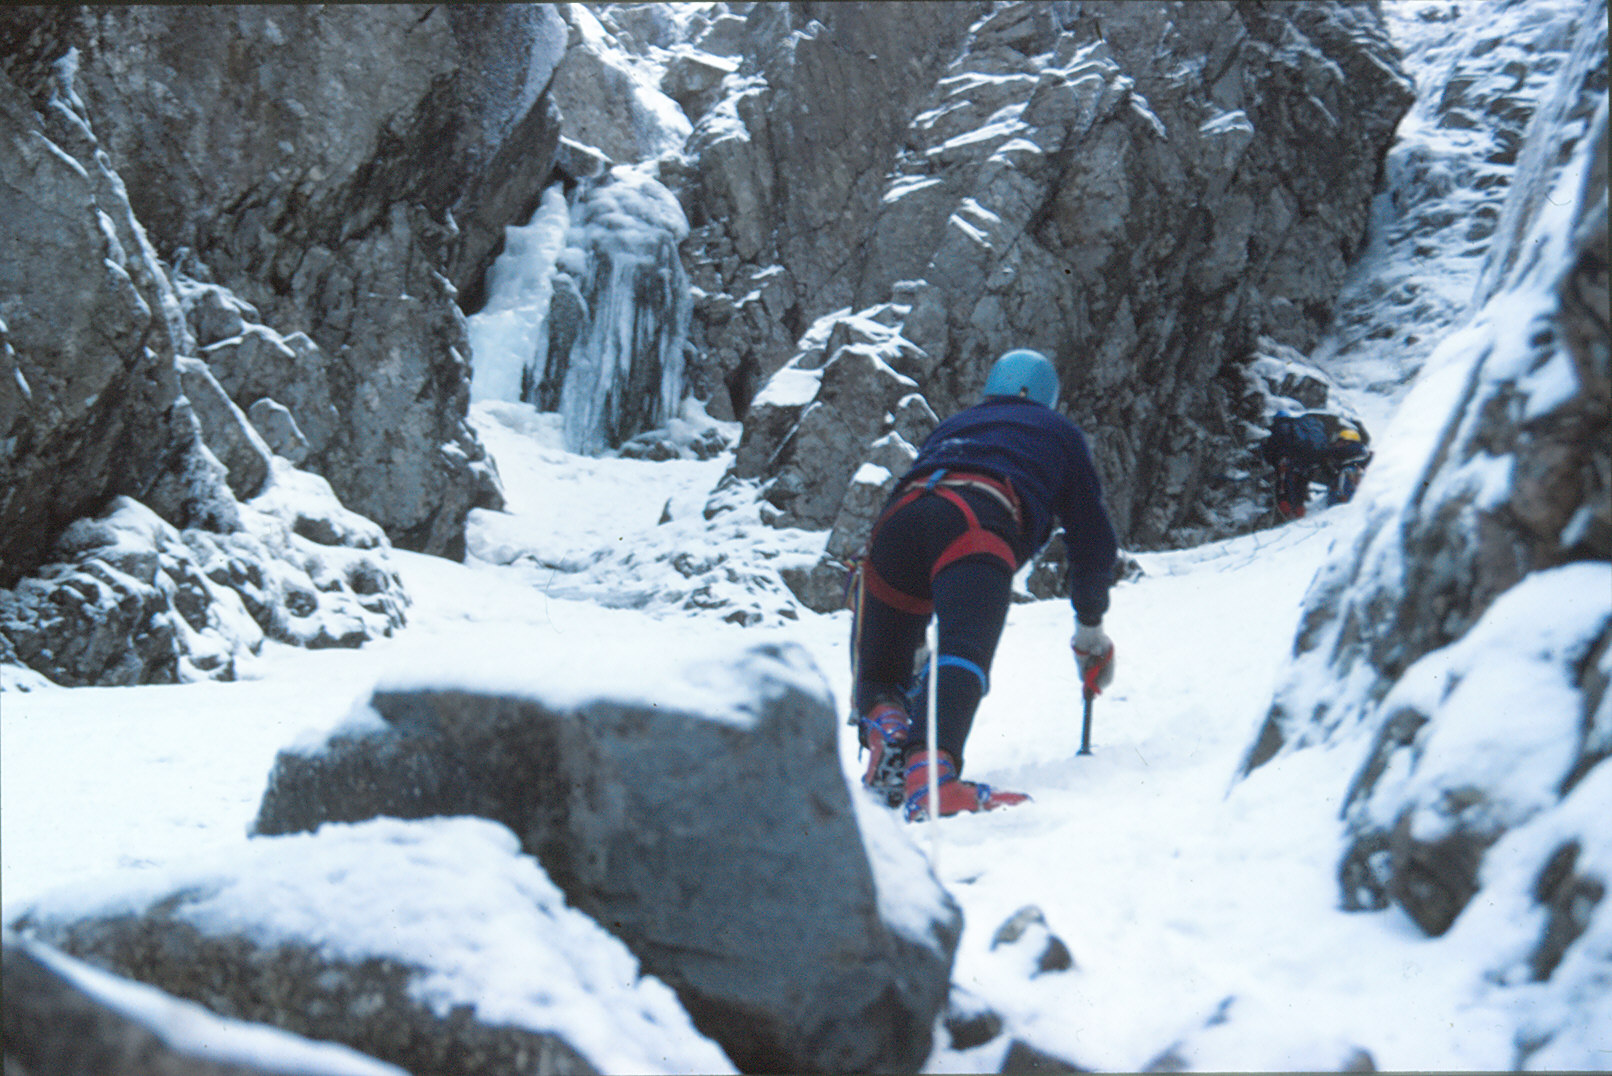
1071,622,1116,694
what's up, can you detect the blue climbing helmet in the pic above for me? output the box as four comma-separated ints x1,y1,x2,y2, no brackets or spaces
983,349,1059,406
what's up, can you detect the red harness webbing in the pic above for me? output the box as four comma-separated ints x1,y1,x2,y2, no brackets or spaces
860,472,1020,616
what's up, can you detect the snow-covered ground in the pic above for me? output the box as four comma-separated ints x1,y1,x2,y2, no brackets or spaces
3,403,1594,1071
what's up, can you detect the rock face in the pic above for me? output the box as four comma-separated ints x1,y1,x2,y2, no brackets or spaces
252,642,961,1074
0,54,228,589
1241,0,1608,1039
0,5,570,557
0,46,406,686
685,1,1413,547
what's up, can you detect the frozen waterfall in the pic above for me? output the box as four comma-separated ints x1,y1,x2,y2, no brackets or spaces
468,164,691,455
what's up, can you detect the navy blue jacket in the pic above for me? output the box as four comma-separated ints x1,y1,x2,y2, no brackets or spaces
904,396,1118,624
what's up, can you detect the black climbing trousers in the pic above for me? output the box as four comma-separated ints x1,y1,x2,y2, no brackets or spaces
852,486,1018,771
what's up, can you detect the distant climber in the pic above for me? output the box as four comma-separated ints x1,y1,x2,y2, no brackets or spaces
1260,410,1372,519
851,349,1119,820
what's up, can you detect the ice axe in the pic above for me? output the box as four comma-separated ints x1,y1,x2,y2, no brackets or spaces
1077,644,1112,756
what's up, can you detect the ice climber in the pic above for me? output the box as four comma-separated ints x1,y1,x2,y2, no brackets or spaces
851,349,1119,821
1260,410,1372,519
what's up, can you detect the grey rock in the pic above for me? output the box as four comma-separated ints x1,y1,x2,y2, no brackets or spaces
2,936,408,1076
247,398,311,466
0,498,264,686
694,13,750,59
202,325,340,462
1,5,556,557
777,557,856,617
251,642,961,1074
662,48,739,124
176,357,272,501
549,6,691,165
756,334,924,530
0,56,229,589
1001,1038,1088,1073
990,905,1076,976
823,433,919,564
0,475,408,686
943,986,1004,1051
174,277,257,348
686,1,1412,549
6,821,652,1076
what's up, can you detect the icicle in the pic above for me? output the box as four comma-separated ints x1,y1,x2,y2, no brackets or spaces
466,164,691,456
553,165,691,454
467,185,572,404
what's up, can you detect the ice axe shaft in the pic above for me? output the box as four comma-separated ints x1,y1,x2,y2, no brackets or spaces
1076,642,1111,755
1079,687,1095,755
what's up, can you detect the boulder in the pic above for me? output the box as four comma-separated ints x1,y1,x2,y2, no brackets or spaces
990,905,1075,977
252,639,961,1074
2,935,408,1076
747,317,927,531
8,817,731,1076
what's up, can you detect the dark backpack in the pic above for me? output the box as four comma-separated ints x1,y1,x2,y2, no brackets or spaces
1264,412,1329,465
1272,413,1328,450
1291,414,1329,450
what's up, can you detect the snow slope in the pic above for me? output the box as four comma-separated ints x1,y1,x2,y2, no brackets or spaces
5,410,1599,1069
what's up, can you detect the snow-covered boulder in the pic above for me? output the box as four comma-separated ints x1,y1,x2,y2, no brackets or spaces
3,934,408,1076
7,817,731,1076
0,499,263,686
725,308,929,531
0,467,408,686
251,636,962,1074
